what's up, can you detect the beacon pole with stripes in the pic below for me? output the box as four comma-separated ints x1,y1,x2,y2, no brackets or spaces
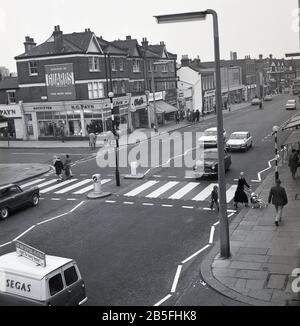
272,125,280,181
109,92,121,187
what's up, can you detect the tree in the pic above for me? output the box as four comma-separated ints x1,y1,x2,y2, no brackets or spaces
0,66,10,81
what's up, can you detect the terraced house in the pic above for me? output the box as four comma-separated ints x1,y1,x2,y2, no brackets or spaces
0,26,177,140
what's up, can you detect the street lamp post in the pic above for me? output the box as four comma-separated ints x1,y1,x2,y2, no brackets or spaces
150,65,158,129
109,92,121,187
272,125,280,181
155,9,230,259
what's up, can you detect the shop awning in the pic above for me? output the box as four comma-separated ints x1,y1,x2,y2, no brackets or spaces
282,115,300,130
150,101,178,114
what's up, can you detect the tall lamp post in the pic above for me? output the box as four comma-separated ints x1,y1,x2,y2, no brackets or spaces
109,92,121,187
272,125,280,181
155,10,230,258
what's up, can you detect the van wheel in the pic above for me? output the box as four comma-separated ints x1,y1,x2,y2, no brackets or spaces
31,194,39,207
0,207,9,220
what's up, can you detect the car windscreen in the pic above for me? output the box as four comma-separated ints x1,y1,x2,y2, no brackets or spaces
204,131,217,136
230,134,246,140
204,152,218,160
287,100,295,104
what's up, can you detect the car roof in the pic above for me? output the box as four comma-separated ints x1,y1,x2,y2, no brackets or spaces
205,127,217,131
0,252,73,280
230,131,249,135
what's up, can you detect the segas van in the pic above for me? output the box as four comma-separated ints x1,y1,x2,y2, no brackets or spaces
0,241,87,306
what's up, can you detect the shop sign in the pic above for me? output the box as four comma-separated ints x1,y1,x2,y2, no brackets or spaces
15,241,46,268
45,63,76,101
204,90,216,98
148,91,165,103
71,104,95,110
33,106,53,111
0,105,22,118
0,122,8,128
130,95,147,112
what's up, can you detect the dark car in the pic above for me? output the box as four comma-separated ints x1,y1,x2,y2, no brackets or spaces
0,184,39,220
193,148,232,178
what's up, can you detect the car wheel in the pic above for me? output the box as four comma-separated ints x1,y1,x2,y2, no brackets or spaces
31,194,39,207
0,207,9,220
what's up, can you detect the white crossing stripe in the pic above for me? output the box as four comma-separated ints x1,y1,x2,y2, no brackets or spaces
33,179,58,189
40,179,78,194
21,179,46,188
54,179,92,194
146,182,179,199
226,185,237,203
73,179,111,194
124,181,159,197
168,182,199,200
192,184,218,201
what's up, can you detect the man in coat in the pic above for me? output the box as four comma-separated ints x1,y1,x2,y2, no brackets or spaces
54,156,64,182
288,149,299,180
268,179,288,227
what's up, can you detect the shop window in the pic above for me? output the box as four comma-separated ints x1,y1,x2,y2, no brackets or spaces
28,61,38,76
162,64,168,73
89,56,100,72
49,273,64,296
88,82,104,99
112,81,118,94
7,91,16,104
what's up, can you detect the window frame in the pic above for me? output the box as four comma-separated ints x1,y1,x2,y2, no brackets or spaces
120,59,124,71
88,56,100,72
28,61,38,76
7,90,16,104
63,265,79,287
88,81,104,99
132,59,141,73
48,272,64,297
111,58,116,72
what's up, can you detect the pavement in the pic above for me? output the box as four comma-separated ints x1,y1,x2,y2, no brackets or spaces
0,102,250,149
201,129,300,306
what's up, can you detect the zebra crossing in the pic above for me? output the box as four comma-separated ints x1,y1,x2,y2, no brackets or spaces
20,177,112,196
123,180,238,203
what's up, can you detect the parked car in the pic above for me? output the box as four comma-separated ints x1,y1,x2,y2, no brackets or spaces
198,127,227,148
264,95,273,101
251,98,262,105
286,99,297,110
193,148,232,178
226,132,253,152
0,184,39,220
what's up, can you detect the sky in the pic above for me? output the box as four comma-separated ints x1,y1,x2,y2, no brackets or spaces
0,0,299,73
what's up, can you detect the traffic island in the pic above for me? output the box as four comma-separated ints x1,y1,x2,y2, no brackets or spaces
87,174,112,200
124,161,146,180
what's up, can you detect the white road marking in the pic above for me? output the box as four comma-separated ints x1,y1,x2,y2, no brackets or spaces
226,185,238,203
73,179,111,194
182,206,194,209
142,203,154,206
171,265,183,293
124,181,159,197
123,202,134,205
13,225,36,242
70,201,86,213
0,241,12,249
33,179,58,189
146,182,179,199
153,294,172,307
20,179,46,188
162,204,173,208
40,179,78,194
54,179,92,194
51,198,61,201
209,226,216,244
37,213,70,225
192,184,218,201
153,175,162,178
169,182,199,200
213,221,220,226
181,245,211,264
105,200,116,204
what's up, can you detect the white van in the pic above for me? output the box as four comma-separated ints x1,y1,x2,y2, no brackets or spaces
0,243,87,306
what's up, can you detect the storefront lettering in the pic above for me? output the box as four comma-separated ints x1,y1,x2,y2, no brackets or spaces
6,279,32,293
33,107,53,110
0,109,16,116
134,97,144,106
71,104,95,110
45,72,75,87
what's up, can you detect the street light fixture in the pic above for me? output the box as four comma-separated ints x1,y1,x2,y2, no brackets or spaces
154,9,231,258
272,125,280,181
108,91,121,187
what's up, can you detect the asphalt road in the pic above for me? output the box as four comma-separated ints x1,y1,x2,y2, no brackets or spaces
0,94,298,306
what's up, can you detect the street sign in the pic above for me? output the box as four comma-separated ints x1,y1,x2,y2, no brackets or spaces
0,122,8,128
15,241,46,267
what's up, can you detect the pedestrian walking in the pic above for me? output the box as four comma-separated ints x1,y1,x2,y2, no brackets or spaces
196,109,200,122
234,172,251,209
268,179,288,227
64,154,73,179
175,111,180,124
54,156,64,182
288,149,299,180
89,132,96,150
210,185,220,212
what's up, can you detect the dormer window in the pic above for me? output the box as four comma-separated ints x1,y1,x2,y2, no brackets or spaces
89,56,100,72
28,61,38,76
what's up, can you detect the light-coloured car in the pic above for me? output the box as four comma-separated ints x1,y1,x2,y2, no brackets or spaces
226,132,253,152
286,99,296,110
251,98,262,105
264,95,273,101
198,127,227,148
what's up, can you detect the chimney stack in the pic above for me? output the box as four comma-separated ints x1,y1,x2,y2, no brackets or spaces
160,41,165,46
269,54,273,60
85,28,91,32
259,54,263,60
194,55,201,66
53,25,63,53
24,36,36,52
126,35,131,40
181,55,190,67
141,37,149,49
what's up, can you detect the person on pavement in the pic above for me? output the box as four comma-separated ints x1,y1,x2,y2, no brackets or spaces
288,149,299,180
64,154,72,179
54,156,64,182
268,179,288,227
196,109,200,122
234,172,251,209
210,185,220,212
89,132,96,150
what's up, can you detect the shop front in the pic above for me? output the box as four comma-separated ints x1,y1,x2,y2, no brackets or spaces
0,104,24,140
203,90,216,113
129,95,149,131
23,96,130,140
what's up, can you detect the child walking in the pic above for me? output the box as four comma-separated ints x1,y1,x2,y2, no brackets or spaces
210,186,220,212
